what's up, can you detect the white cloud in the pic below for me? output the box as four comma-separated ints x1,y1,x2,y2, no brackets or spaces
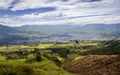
0,0,14,10
11,0,57,11
0,0,120,26
10,0,120,11
20,11,64,20
1,13,120,27
10,0,101,11
0,17,22,26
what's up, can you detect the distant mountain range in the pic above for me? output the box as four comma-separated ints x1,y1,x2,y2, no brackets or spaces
0,24,120,45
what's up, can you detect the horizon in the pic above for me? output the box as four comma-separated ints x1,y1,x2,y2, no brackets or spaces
0,23,120,27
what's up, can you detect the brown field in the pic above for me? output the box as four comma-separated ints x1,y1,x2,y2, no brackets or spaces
63,55,120,75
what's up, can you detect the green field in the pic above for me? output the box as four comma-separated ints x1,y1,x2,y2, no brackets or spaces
0,40,120,75
0,56,73,75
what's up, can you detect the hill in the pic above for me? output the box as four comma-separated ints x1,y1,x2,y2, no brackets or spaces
63,55,120,75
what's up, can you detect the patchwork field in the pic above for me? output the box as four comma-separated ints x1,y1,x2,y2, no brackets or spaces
0,40,120,75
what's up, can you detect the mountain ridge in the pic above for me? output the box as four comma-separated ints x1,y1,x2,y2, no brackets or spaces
0,24,120,45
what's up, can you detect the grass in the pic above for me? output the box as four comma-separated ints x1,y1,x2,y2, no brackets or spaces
0,46,7,51
74,56,85,61
0,45,34,51
37,43,54,48
0,56,6,61
0,59,25,66
54,43,73,48
0,56,74,75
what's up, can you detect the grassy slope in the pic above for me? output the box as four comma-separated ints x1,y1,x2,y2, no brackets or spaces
0,56,73,75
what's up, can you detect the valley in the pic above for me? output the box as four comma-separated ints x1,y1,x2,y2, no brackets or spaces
0,0,120,75
0,40,120,75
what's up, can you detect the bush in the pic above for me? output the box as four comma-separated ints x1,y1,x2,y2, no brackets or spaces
0,64,34,75
6,54,23,60
26,53,41,63
35,51,42,62
36,54,41,62
17,65,34,75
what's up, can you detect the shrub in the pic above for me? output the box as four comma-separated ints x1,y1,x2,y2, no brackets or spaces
26,53,42,63
6,54,22,60
17,65,34,75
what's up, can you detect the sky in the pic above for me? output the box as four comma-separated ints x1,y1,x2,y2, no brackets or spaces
0,0,120,26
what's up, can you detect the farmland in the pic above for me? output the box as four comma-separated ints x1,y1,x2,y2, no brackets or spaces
0,40,120,75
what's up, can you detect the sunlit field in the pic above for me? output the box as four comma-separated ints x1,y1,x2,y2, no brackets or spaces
0,40,120,75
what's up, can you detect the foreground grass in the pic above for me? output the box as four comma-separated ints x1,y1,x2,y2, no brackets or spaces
0,56,73,75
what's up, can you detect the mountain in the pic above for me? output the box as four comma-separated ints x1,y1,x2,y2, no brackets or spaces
0,24,120,45
0,25,29,45
15,24,120,40
0,25,18,35
16,24,120,36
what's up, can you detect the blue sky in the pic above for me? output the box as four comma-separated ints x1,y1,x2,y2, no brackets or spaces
0,0,120,26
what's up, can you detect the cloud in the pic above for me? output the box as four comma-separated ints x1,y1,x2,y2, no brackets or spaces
0,0,14,10
10,0,56,11
0,17,22,26
20,11,64,20
1,13,120,27
10,0,103,11
0,0,120,26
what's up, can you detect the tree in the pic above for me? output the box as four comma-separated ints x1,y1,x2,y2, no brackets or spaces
36,52,41,62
